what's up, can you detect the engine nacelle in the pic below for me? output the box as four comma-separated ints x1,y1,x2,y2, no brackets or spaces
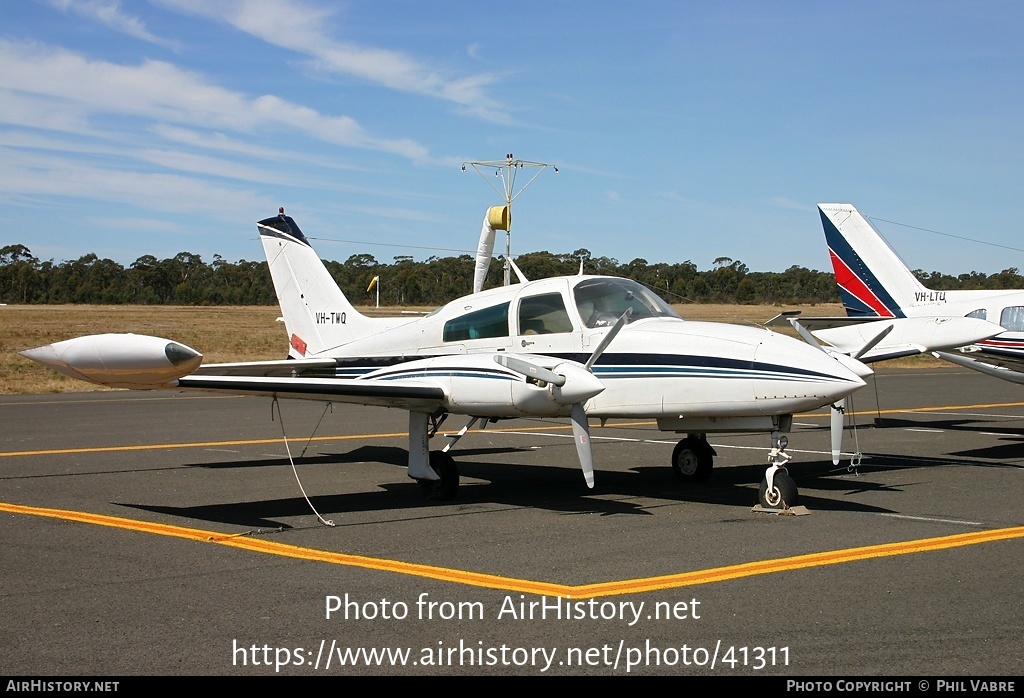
370,354,605,418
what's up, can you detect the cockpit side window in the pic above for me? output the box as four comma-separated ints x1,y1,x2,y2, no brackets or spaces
443,302,510,342
573,278,681,328
519,293,574,335
999,306,1024,332
966,309,987,321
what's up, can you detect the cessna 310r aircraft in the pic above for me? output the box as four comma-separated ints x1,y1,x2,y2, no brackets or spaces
23,207,994,511
819,203,1024,385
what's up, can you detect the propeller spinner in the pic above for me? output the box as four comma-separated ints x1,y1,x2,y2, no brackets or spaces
495,308,632,488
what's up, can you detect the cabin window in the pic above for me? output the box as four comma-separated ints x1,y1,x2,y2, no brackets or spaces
966,309,987,321
573,277,681,328
443,302,510,342
999,306,1024,332
519,293,574,335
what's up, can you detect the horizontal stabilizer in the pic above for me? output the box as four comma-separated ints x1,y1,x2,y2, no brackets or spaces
776,315,900,331
812,317,1001,363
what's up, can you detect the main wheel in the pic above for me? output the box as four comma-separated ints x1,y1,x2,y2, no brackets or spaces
418,451,459,501
758,470,799,508
671,437,713,483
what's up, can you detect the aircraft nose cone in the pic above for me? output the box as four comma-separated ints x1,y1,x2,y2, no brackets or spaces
809,347,867,401
756,332,868,409
831,351,873,381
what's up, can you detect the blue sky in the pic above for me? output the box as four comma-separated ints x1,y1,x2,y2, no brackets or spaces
3,1,1023,275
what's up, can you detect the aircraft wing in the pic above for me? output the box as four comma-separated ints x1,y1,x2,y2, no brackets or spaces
176,374,447,410
933,349,1024,385
21,332,609,421
18,333,447,410
191,358,338,377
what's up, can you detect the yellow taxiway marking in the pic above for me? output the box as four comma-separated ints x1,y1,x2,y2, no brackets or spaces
0,433,408,458
2,501,1021,598
0,423,652,458
3,399,1024,459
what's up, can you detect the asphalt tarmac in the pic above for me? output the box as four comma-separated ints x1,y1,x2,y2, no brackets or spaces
1,367,1021,677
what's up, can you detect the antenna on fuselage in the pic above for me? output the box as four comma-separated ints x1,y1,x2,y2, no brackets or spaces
462,154,557,287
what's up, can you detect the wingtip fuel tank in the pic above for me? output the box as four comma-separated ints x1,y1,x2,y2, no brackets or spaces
20,333,202,389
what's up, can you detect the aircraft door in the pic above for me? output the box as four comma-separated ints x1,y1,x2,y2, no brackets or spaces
515,291,582,354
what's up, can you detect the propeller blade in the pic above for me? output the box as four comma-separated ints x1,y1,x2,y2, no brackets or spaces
494,354,566,386
584,307,632,371
788,317,825,351
853,323,895,360
831,397,846,465
571,402,595,488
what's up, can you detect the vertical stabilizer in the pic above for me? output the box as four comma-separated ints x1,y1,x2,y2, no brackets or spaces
258,210,374,358
818,203,928,318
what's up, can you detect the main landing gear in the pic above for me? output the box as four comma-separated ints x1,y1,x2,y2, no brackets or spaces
412,414,478,501
418,450,459,501
671,434,715,483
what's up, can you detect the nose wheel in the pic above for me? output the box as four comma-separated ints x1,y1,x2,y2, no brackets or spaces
758,434,799,509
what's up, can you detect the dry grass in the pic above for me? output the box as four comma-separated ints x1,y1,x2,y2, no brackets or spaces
2,301,939,394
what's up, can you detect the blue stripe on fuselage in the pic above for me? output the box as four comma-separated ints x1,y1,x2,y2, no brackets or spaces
326,352,857,384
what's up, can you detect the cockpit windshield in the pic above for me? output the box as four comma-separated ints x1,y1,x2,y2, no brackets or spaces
572,278,681,328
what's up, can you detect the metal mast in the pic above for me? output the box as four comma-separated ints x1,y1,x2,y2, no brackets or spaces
462,154,556,286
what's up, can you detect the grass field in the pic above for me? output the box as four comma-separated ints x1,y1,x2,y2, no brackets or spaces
1,302,938,394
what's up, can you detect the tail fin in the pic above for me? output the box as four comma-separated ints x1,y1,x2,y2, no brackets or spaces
258,210,375,358
818,203,928,318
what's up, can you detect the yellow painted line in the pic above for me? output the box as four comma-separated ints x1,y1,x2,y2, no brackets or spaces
2,501,1021,598
4,400,1024,459
572,527,1024,597
785,401,1024,420
0,422,642,459
0,433,408,458
0,502,567,597
901,401,1024,413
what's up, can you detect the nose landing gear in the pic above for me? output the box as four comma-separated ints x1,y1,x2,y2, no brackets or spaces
758,433,799,509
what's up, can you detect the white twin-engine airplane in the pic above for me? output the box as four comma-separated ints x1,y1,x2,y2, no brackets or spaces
21,208,993,511
818,203,1024,385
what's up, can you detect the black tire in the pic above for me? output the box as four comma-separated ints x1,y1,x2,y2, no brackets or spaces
418,451,459,501
671,437,713,483
758,470,799,508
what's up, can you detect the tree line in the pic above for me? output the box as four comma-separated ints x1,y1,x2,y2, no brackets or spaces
3,242,1023,307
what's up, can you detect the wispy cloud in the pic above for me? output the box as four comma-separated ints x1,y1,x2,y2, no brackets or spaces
0,145,266,218
160,0,509,122
0,40,430,161
49,0,180,50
